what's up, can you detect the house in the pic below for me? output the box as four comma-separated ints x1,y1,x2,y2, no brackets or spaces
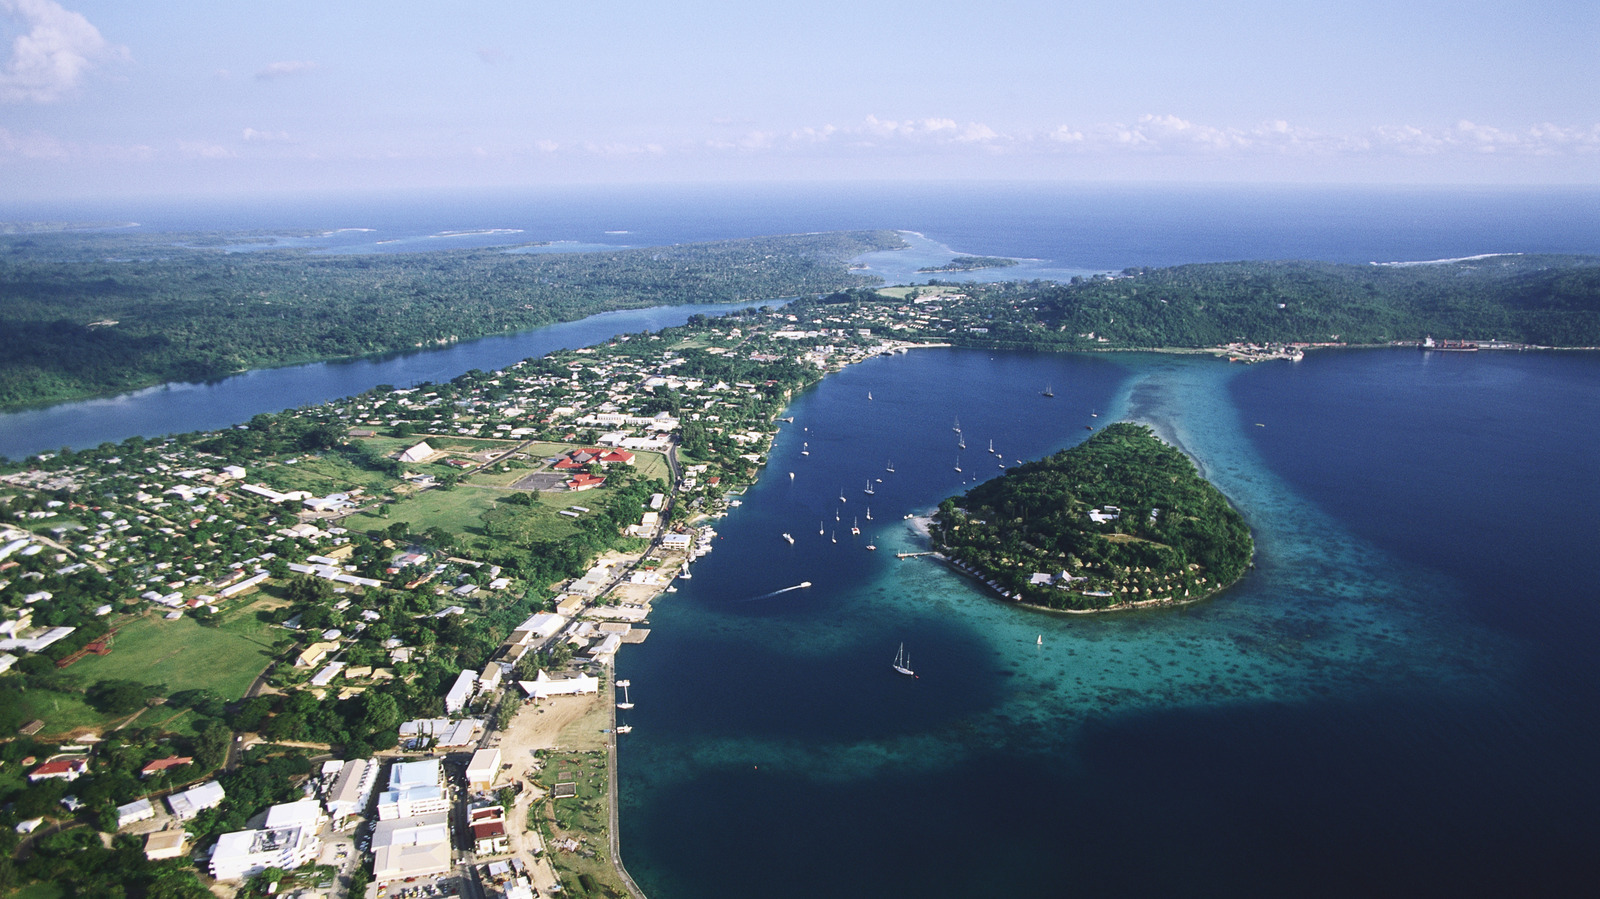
140,755,193,777
144,829,189,861
28,757,88,783
296,641,339,668
116,798,155,828
566,473,605,492
469,805,509,856
166,780,226,820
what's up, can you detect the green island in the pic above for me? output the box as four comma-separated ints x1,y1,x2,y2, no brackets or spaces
915,255,1019,273
0,231,1597,899
931,423,1254,611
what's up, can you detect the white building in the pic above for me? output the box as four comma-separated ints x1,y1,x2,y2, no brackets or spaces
166,780,225,820
517,670,600,701
210,822,321,881
466,747,502,793
377,758,451,821
444,669,478,714
116,798,155,829
371,811,452,882
324,757,379,826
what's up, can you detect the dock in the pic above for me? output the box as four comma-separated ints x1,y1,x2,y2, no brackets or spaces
897,551,936,560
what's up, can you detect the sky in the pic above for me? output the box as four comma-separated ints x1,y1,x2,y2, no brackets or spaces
1,0,1597,203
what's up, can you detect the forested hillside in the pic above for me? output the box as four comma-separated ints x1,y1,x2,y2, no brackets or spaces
0,229,904,409
933,423,1253,611
861,255,1600,350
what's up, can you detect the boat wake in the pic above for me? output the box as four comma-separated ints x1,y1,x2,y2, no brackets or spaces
738,581,813,602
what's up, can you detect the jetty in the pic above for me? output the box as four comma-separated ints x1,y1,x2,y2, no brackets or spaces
897,551,937,560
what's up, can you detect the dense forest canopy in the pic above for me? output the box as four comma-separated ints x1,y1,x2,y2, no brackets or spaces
834,255,1600,351
933,423,1253,611
0,229,904,409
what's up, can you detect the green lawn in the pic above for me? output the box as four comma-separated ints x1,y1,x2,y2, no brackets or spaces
58,602,281,703
253,453,393,495
346,485,500,539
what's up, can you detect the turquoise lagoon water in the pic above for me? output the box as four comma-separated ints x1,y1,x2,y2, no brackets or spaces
619,347,1598,898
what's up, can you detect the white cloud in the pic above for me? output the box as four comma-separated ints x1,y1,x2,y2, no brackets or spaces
255,60,317,81
0,0,126,103
178,140,233,159
242,127,290,143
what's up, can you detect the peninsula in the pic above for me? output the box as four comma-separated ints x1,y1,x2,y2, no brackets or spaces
930,423,1253,611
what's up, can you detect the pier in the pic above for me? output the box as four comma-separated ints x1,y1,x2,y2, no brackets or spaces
897,551,936,560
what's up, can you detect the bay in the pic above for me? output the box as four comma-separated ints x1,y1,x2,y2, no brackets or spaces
0,300,769,462
618,347,1600,898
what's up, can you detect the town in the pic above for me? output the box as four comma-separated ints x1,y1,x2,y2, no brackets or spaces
0,296,948,899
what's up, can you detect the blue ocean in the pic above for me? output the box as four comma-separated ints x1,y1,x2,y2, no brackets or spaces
8,184,1600,896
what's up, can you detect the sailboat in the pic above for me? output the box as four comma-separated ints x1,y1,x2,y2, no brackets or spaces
839,488,847,503
988,439,995,454
868,390,873,401
782,533,794,544
958,433,966,450
865,507,872,521
886,459,895,473
831,531,837,544
801,441,809,456
954,455,962,472
1036,635,1043,646
819,521,825,536
893,643,915,676
952,417,961,433
864,478,875,496
1042,384,1054,397
865,538,876,551
616,680,634,710
851,517,860,536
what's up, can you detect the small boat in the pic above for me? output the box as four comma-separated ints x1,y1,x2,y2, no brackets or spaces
617,682,634,710
836,509,840,521
839,489,847,503
988,439,995,453
866,541,876,551
1036,635,1042,646
801,441,809,456
954,456,962,472
893,642,915,676
782,533,794,545
819,521,825,535
903,513,913,520
886,459,895,472
1042,384,1054,397
864,478,875,496
868,390,873,400
831,531,837,543
851,517,860,536
615,725,633,734
789,472,794,480
865,507,872,521
953,417,961,433
958,435,966,450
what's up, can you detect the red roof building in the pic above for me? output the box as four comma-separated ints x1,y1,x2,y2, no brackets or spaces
566,474,606,492
140,755,194,777
29,757,88,783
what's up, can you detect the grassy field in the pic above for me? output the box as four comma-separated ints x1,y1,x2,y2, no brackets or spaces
345,486,502,541
253,453,393,495
58,601,281,702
